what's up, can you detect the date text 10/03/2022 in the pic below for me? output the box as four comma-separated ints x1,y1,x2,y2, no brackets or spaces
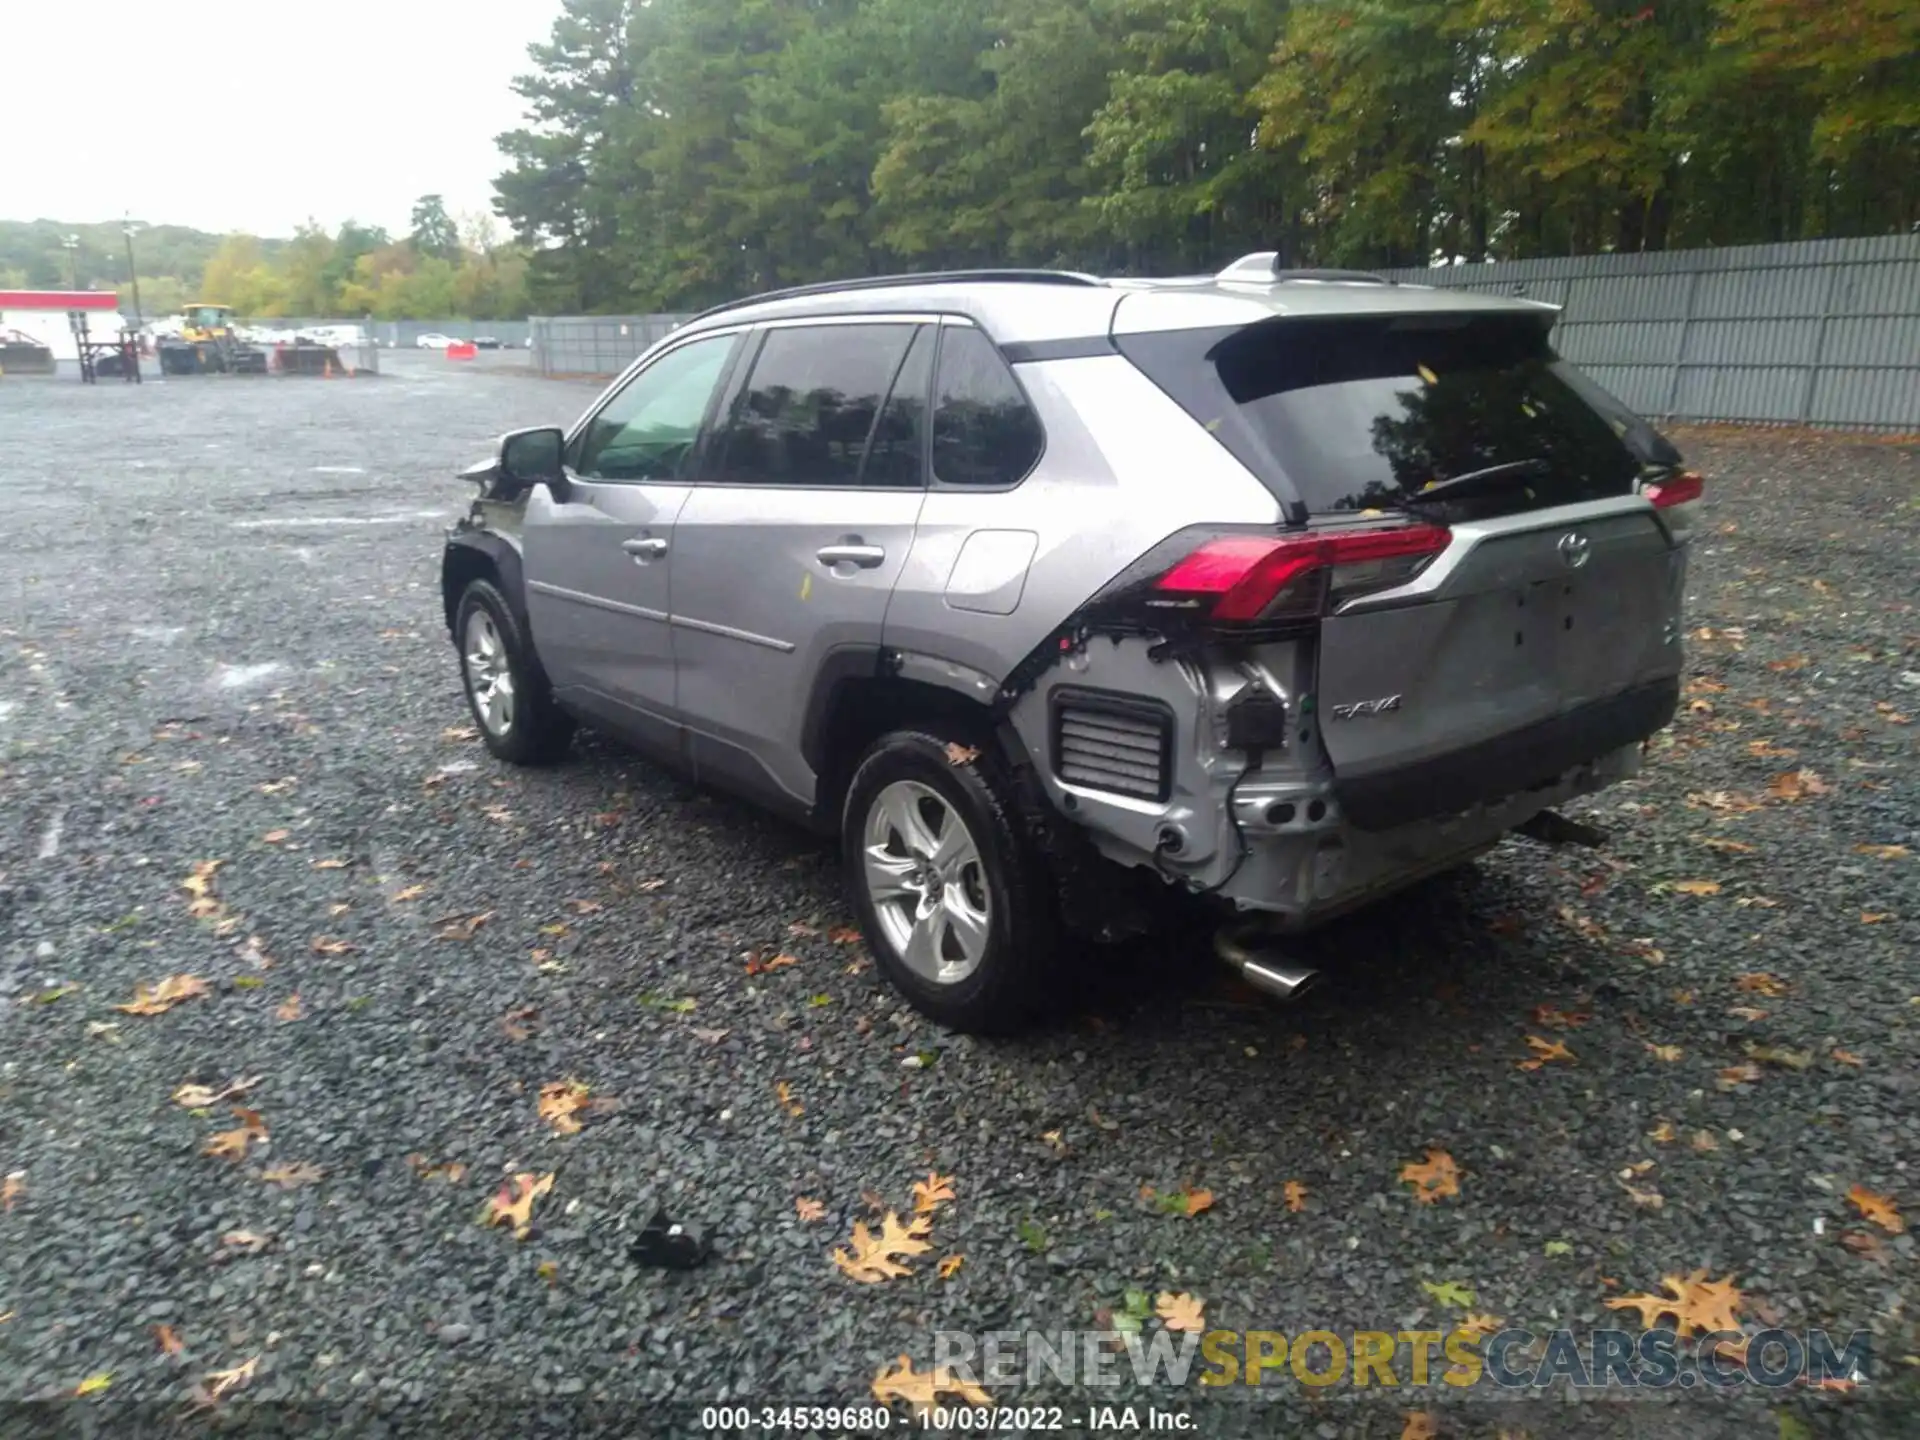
700,1406,1194,1431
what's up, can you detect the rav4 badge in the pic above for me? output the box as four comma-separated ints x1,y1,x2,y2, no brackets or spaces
1330,695,1403,721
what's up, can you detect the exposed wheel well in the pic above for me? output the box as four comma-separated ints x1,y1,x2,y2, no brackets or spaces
441,546,496,633
808,676,1006,830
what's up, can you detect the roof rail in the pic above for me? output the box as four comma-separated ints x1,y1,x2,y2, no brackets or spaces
688,269,1104,324
1215,252,1391,285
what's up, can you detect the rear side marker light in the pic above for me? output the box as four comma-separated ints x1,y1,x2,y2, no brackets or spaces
1156,524,1450,623
1645,471,1704,508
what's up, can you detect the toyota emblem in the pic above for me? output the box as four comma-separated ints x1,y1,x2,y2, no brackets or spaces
1557,532,1592,570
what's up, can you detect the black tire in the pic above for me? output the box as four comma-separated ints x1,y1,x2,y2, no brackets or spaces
453,577,573,766
841,729,1059,1034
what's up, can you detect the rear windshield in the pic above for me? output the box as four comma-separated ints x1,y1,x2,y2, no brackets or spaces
1121,313,1648,516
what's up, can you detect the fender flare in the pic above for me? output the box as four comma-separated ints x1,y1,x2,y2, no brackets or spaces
441,529,530,641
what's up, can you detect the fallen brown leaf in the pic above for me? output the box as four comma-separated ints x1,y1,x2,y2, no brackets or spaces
1400,1149,1460,1204
203,1356,258,1400
537,1079,592,1135
1402,1412,1439,1440
275,993,304,1022
1284,1180,1307,1213
436,911,494,942
944,743,981,766
1768,768,1829,800
153,1323,184,1356
1735,972,1788,996
911,1170,956,1215
775,1080,804,1118
115,974,210,1016
828,926,861,945
1854,843,1910,860
1605,1271,1744,1338
1155,1292,1206,1333
1,1171,23,1212
309,936,355,956
258,1162,323,1189
391,884,428,903
870,1354,990,1416
1645,1043,1684,1062
261,829,290,845
795,1197,826,1223
1668,879,1722,896
833,1212,932,1283
221,1230,270,1251
486,1172,555,1240
311,858,350,870
1518,1035,1576,1070
938,1253,964,1280
1847,1185,1905,1234
1831,1048,1864,1067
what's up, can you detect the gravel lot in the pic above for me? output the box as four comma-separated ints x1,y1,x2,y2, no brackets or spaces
1,355,1915,1438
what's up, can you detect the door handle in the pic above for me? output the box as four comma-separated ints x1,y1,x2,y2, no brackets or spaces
622,536,669,559
816,544,885,569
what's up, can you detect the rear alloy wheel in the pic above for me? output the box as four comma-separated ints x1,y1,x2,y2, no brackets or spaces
454,577,572,766
842,730,1058,1033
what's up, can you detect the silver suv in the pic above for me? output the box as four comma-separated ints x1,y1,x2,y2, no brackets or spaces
441,256,1700,1032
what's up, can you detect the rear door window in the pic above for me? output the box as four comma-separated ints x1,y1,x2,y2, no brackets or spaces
1122,313,1644,516
709,323,915,487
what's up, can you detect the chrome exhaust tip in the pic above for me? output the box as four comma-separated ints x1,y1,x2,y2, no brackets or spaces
1213,923,1321,1002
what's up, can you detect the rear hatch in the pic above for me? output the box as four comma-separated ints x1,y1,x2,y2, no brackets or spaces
1115,299,1688,830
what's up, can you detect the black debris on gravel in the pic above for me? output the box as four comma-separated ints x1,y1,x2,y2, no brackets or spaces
0,362,1915,1438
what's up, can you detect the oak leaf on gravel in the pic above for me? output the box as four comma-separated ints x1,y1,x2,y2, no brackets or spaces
911,1171,956,1215
173,1076,260,1108
485,1172,554,1240
153,1324,184,1356
1285,1181,1307,1213
870,1355,990,1416
1667,879,1721,896
116,975,209,1016
938,1254,964,1279
1518,1036,1575,1070
1735,972,1788,996
275,993,304,1022
795,1197,826,1223
1156,1293,1206,1332
1767,768,1829,800
832,1212,932,1283
775,1081,804,1118
1854,843,1909,860
1400,1150,1461,1204
1846,1186,1904,1234
435,912,494,942
537,1080,592,1135
1,1171,22,1211
1401,1412,1438,1440
259,1162,323,1189
309,936,355,956
201,1128,254,1162
1604,1271,1744,1338
203,1357,258,1400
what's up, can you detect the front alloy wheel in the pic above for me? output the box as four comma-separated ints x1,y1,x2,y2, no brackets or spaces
463,606,516,739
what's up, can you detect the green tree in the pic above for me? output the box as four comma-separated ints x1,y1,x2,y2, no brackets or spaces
409,194,462,259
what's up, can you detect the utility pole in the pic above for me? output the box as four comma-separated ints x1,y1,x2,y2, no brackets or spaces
123,216,144,327
62,234,80,289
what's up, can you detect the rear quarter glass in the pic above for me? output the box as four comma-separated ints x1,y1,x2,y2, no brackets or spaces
1118,312,1653,517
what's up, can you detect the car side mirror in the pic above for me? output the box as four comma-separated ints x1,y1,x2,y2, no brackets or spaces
500,426,567,497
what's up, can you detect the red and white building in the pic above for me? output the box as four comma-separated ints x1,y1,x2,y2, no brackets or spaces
0,290,126,359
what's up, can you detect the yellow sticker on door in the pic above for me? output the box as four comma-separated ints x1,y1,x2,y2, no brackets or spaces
799,571,813,601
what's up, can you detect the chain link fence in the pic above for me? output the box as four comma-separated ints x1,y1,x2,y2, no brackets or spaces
1378,233,1920,432
529,315,695,378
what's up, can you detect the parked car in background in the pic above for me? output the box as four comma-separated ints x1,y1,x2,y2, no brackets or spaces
417,332,457,350
438,258,1698,1032
472,336,502,350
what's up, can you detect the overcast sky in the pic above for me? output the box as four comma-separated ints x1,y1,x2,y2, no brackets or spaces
7,0,559,237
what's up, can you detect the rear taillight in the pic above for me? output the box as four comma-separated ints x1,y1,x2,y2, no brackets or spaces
1154,523,1450,624
1644,470,1704,508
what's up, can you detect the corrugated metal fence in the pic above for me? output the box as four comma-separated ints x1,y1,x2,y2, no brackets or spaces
529,314,695,378
527,237,1918,431
1378,234,1920,432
